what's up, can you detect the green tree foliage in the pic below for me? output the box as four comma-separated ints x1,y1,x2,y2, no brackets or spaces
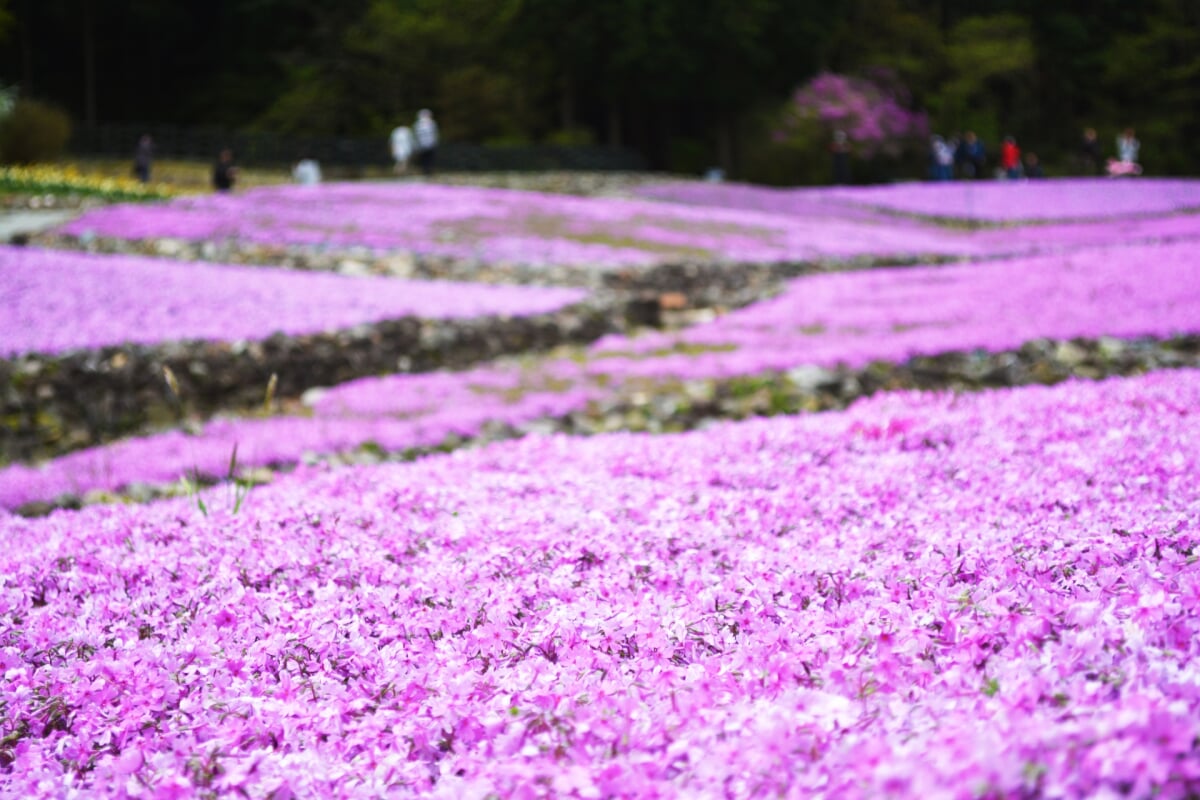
0,0,12,41
937,14,1036,141
2,0,1199,176
256,0,532,139
1022,0,1144,135
1101,0,1200,174
0,97,71,163
824,0,945,102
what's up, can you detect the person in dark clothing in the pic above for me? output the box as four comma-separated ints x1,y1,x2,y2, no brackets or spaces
133,134,154,183
212,148,238,193
1079,128,1101,175
830,129,851,185
413,109,439,177
956,131,986,179
1023,152,1045,179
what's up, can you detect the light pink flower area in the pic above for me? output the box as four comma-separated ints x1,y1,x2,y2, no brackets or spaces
49,182,974,266
60,181,1200,270
594,240,1200,377
820,178,1200,221
2,369,1199,798
636,180,1200,254
0,246,585,357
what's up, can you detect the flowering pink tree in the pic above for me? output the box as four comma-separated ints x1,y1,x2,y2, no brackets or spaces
776,70,929,159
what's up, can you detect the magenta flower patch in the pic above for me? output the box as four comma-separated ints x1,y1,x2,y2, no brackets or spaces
5,240,1200,509
638,177,1200,223
57,181,1200,270
821,177,1200,221
0,246,585,357
57,182,970,265
1,369,1198,797
592,240,1200,377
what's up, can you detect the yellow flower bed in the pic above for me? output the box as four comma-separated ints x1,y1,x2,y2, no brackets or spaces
0,164,182,201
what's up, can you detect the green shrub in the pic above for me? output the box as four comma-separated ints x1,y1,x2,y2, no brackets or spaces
545,127,596,147
0,99,72,164
740,141,827,186
666,137,713,176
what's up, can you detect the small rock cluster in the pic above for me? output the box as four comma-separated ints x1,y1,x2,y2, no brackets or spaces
558,335,1200,436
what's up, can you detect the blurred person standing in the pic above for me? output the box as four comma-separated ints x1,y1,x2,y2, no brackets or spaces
133,134,154,183
292,158,321,186
956,131,986,179
1107,128,1142,177
1023,152,1045,179
389,124,414,175
830,129,851,185
999,136,1022,179
929,135,954,181
1116,127,1140,165
212,148,238,193
1079,127,1101,175
414,109,439,177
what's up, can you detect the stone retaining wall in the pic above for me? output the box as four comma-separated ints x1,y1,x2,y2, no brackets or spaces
1,300,618,463
19,334,1200,517
30,231,942,330
30,231,844,298
561,335,1200,436
8,236,836,463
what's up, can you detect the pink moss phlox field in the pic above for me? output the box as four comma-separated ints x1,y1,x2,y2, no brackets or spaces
6,239,1200,508
59,182,1200,269
0,354,608,508
0,246,585,358
0,383,603,510
638,178,1200,223
2,369,1199,797
592,240,1200,378
52,182,976,265
636,181,1200,258
822,177,1200,222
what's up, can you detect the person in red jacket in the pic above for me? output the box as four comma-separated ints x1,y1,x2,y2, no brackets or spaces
1000,136,1022,179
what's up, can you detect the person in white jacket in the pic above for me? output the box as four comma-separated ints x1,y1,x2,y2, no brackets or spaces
390,125,414,175
1108,127,1142,177
414,109,439,176
1116,128,1140,165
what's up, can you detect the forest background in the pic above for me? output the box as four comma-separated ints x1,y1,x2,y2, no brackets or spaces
1,0,1197,183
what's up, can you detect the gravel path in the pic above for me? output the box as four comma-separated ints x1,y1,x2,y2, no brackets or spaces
0,210,76,242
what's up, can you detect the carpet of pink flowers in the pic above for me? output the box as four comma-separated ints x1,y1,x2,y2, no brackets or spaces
820,178,1200,222
58,182,972,266
592,239,1200,377
7,177,1200,798
638,178,1200,223
2,369,1199,798
0,246,585,357
57,180,1200,271
6,236,1200,509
